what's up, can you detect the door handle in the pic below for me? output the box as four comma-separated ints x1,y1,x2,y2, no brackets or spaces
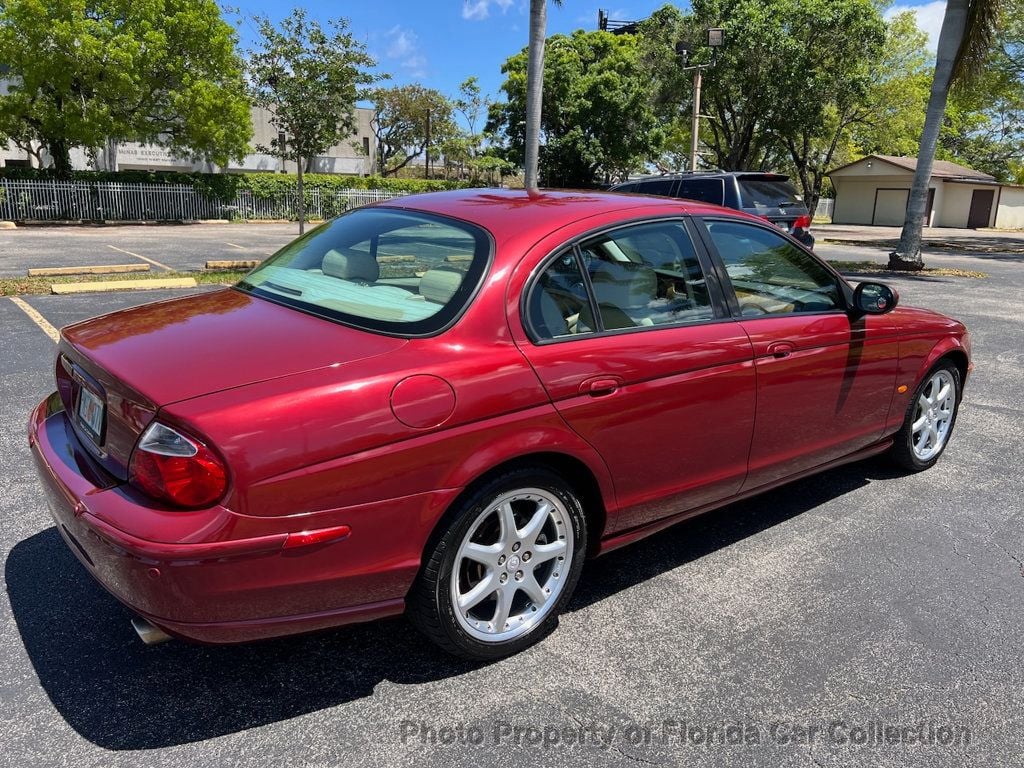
766,341,795,359
581,377,620,397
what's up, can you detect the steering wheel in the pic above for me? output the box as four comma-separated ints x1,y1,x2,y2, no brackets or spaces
739,303,769,317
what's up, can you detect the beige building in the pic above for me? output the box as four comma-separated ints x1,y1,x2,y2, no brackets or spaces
828,155,1024,229
0,104,377,176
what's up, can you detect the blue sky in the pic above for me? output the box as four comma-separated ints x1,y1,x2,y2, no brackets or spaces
231,1,945,104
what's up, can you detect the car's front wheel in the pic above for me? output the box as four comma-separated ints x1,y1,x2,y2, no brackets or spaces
408,468,587,659
889,360,962,471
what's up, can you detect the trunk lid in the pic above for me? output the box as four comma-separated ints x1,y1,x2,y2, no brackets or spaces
58,288,407,479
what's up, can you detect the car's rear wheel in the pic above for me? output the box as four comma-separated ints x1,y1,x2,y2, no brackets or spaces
407,468,587,659
889,361,962,471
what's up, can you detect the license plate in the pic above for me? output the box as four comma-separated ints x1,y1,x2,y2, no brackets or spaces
77,386,105,442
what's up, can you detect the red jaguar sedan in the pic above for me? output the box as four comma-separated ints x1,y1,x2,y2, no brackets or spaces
29,189,970,659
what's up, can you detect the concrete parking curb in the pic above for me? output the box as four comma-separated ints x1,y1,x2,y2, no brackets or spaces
50,277,198,294
206,260,260,270
0,221,15,229
28,264,150,277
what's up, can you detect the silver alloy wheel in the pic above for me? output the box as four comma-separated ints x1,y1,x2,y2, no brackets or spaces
450,488,573,642
911,369,956,461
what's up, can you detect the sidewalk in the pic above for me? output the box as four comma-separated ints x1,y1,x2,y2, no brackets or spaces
816,223,1024,254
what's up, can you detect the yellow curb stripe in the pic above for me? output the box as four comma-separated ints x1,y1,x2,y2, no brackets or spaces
9,296,60,343
106,244,173,272
28,264,150,277
51,278,197,294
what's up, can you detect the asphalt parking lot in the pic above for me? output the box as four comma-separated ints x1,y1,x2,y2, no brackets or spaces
1,240,1022,767
0,222,299,276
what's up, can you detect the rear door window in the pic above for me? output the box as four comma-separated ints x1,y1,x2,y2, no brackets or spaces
578,221,714,330
677,178,726,206
737,178,802,208
635,178,679,197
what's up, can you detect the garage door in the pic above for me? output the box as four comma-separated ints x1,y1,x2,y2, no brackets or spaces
873,189,909,226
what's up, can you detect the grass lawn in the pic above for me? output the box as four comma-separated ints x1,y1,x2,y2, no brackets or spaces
0,270,249,297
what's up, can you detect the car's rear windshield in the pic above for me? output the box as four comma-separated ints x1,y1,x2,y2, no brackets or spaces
237,207,491,336
738,177,802,208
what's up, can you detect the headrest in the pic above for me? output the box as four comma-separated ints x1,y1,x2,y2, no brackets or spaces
419,267,464,305
322,249,379,282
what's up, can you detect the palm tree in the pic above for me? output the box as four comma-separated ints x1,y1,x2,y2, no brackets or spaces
890,0,1002,270
524,0,561,189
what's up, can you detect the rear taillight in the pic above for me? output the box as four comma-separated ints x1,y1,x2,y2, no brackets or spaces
793,214,812,231
129,422,227,509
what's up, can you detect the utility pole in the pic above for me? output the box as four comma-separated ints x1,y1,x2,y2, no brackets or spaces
676,28,724,174
425,109,431,179
690,68,703,172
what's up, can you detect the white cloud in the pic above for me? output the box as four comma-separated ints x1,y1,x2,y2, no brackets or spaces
384,26,428,78
885,0,946,52
462,0,515,21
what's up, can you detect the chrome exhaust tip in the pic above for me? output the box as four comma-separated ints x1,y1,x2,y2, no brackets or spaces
131,616,172,646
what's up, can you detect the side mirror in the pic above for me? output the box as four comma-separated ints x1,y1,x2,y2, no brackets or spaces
852,281,898,315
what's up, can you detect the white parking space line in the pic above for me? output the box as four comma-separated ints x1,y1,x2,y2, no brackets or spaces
106,244,173,272
225,242,245,249
9,297,59,343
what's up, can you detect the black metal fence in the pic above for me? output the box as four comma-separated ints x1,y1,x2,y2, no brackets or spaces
0,179,404,223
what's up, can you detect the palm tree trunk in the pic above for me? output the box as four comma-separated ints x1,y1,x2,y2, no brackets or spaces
524,0,547,190
890,0,970,270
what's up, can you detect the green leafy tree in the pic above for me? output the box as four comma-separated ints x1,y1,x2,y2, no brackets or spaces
440,77,493,180
491,30,664,187
369,84,455,177
850,12,933,157
635,0,886,201
248,8,377,233
940,66,1024,181
936,0,1024,182
0,0,251,176
891,0,1004,269
770,0,887,214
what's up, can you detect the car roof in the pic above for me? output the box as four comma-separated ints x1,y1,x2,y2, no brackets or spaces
375,188,735,241
614,172,792,184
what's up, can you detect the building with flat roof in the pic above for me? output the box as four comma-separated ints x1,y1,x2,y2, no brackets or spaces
1,101,377,176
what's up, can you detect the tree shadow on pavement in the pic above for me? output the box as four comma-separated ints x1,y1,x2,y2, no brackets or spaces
6,456,903,750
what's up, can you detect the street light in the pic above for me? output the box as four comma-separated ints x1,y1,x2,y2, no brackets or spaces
677,28,725,172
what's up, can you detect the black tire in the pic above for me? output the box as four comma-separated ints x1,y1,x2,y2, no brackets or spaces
407,467,587,660
889,359,962,472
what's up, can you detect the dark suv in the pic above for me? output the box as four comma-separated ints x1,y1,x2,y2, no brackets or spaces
610,172,815,249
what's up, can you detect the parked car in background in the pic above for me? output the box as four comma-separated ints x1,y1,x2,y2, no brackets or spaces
611,171,816,248
29,189,969,660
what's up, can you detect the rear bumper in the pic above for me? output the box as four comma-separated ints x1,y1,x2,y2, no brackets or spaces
28,393,450,643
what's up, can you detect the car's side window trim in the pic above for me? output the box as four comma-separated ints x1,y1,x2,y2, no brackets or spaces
683,217,733,320
571,243,604,333
521,247,597,343
693,216,853,320
520,215,735,345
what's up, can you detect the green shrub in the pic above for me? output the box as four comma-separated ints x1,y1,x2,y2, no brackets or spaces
0,167,473,201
